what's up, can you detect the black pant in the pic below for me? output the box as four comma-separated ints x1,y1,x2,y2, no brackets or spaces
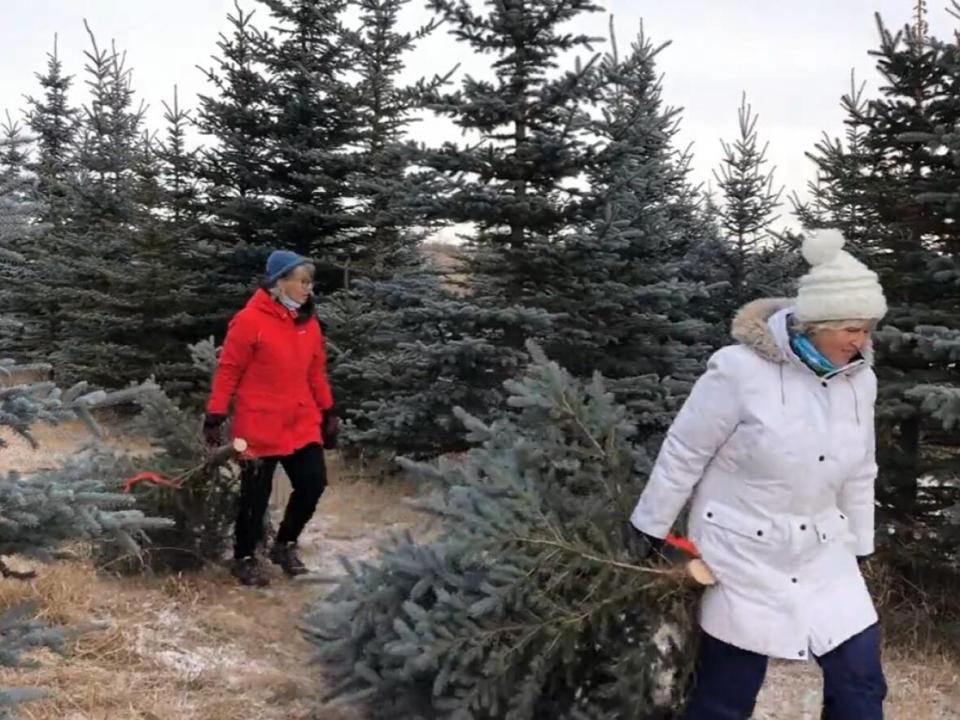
683,624,887,719
234,442,326,560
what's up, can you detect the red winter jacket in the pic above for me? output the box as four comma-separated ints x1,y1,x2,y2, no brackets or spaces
206,289,334,458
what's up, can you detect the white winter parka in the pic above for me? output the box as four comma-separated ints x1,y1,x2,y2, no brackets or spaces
630,298,879,661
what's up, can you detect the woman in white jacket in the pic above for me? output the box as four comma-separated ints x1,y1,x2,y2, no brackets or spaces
631,229,888,719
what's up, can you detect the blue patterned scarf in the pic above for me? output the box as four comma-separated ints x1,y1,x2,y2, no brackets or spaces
788,323,837,377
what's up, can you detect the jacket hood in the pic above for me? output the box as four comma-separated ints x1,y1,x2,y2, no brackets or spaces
248,288,296,321
731,297,874,368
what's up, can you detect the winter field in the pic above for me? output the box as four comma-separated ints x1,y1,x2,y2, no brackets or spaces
0,420,957,720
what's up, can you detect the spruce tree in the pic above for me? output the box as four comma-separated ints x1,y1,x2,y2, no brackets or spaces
526,20,712,392
893,22,960,553
800,14,957,294
23,34,79,231
199,0,360,293
0,115,31,188
0,112,34,249
148,88,233,402
324,264,552,458
712,93,782,261
156,87,201,230
5,39,78,361
195,1,273,252
424,0,602,319
792,73,885,247
866,17,959,280
331,10,725,459
316,0,462,457
69,24,147,238
799,12,960,549
193,0,276,330
254,0,355,289
0,116,40,357
11,24,203,388
334,0,444,277
707,92,795,316
354,0,607,448
304,342,699,719
23,22,154,385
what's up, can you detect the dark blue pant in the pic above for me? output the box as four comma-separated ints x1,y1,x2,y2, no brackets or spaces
683,624,887,719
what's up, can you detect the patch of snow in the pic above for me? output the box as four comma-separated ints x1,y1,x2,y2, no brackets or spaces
652,621,682,654
651,664,676,708
295,509,392,580
651,621,684,707
132,606,249,682
918,475,940,489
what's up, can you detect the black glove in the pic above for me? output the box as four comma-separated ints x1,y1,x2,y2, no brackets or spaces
628,522,665,559
202,414,226,448
321,410,339,449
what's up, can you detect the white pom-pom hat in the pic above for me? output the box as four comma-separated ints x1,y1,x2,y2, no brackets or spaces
794,229,887,322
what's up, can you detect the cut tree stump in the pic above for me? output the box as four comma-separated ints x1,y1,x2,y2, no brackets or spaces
687,558,716,586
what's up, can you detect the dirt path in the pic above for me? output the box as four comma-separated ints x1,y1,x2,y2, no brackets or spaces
2,422,959,719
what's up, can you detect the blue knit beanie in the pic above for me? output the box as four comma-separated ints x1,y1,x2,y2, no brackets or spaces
265,250,309,286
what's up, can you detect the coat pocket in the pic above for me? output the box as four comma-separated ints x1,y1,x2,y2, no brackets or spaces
814,510,852,545
702,501,773,542
696,501,777,592
230,405,281,446
232,390,291,450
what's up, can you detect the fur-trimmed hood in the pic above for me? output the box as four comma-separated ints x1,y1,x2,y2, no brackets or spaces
731,297,874,368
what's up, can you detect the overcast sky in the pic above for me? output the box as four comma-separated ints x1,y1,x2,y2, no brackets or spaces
1,0,957,236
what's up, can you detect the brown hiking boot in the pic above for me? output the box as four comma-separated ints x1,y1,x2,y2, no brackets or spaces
269,542,309,577
232,556,270,587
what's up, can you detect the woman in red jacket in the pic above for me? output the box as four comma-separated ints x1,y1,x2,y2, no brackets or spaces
203,250,337,587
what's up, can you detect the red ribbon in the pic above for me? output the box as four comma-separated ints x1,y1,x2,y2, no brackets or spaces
121,471,182,493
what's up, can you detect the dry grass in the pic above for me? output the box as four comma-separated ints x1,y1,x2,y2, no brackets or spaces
0,423,425,720
0,560,353,720
755,648,960,719
0,419,152,475
866,559,960,659
3,422,960,719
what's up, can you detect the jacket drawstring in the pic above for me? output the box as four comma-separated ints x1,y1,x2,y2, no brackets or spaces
779,363,786,405
846,376,861,425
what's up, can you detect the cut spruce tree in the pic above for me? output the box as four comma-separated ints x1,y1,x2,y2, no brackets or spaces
304,342,703,719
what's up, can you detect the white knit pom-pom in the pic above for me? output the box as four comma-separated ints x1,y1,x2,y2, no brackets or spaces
801,228,846,266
